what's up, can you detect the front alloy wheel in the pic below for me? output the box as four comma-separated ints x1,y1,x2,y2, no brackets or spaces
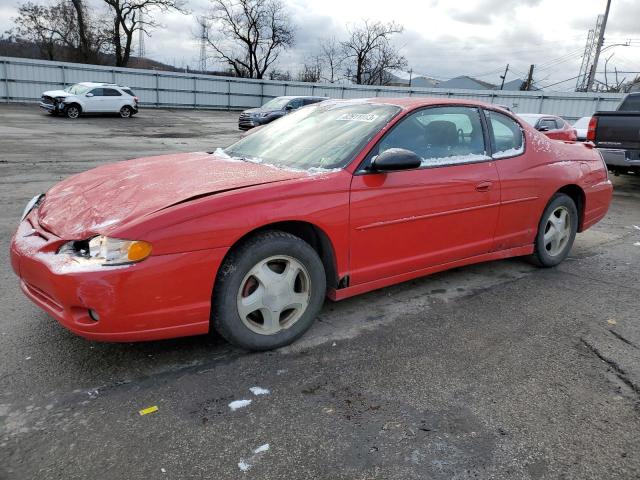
237,256,311,335
65,105,80,119
212,230,326,351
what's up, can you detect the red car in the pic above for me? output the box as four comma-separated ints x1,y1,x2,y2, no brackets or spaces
518,113,578,141
11,98,612,350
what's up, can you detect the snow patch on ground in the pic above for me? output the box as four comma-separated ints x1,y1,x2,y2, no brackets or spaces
249,386,270,396
228,399,252,411
254,443,270,453
238,444,270,472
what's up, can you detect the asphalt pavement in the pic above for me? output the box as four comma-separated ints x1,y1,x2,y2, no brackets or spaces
1,105,639,479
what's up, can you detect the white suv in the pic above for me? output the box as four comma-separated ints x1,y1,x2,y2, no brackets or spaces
40,82,139,119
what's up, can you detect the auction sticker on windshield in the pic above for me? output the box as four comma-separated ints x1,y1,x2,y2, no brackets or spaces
336,113,379,122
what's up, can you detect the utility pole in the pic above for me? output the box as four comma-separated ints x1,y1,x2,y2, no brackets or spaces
499,64,509,90
408,68,413,87
198,18,208,73
524,64,535,90
137,11,145,58
586,0,612,91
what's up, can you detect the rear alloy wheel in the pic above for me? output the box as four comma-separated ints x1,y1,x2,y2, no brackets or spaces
119,105,133,118
212,231,326,350
530,193,578,267
65,104,80,119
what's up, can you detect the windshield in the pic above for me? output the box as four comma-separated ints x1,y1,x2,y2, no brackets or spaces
225,102,400,170
518,114,541,126
64,84,92,95
260,97,293,110
573,117,590,128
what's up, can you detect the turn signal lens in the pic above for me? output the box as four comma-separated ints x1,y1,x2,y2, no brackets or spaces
127,241,152,262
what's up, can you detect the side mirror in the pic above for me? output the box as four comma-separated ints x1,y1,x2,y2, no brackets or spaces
86,92,94,97
370,148,422,172
537,125,549,132
284,104,293,111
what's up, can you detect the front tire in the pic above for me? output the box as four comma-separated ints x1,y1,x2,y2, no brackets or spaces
65,104,80,119
212,231,326,351
530,193,578,267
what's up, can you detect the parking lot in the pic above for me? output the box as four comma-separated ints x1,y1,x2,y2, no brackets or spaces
1,104,640,479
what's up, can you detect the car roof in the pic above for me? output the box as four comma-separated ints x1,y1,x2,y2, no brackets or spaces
77,82,131,88
274,95,328,100
319,97,526,112
517,113,560,119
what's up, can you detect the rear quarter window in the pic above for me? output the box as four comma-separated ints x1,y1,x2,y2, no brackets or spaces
485,110,524,158
619,95,640,111
122,88,135,96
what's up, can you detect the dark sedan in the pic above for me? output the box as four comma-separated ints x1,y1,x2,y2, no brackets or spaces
238,96,328,130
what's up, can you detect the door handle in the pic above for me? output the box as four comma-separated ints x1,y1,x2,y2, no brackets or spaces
475,181,493,192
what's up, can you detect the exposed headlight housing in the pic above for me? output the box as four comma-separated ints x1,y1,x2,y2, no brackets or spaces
21,194,45,221
58,236,152,266
256,112,270,118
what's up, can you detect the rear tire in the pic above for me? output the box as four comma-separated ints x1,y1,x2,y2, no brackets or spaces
212,230,326,351
530,193,578,267
119,106,133,118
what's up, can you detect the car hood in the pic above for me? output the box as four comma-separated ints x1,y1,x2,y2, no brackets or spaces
37,151,308,239
244,108,279,115
42,90,71,98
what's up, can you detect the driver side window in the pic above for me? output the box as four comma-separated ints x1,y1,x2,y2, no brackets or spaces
375,106,488,168
288,99,303,110
539,118,557,130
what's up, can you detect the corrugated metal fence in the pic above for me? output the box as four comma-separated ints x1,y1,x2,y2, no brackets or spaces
0,56,625,120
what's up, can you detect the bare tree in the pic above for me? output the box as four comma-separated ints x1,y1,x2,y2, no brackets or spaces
268,68,291,81
319,37,343,83
70,0,91,60
10,1,79,60
203,0,294,79
297,55,322,82
10,0,109,62
364,42,407,85
341,20,404,85
101,0,186,67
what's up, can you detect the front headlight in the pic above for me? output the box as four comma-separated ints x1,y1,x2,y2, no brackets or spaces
58,236,152,266
21,194,45,221
256,112,269,118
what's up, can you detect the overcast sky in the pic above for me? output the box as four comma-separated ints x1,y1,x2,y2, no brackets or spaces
1,0,639,90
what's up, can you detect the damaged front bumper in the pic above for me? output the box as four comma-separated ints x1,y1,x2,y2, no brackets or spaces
11,212,228,342
39,98,66,113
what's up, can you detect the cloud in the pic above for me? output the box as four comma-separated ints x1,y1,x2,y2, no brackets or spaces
607,0,640,35
450,0,543,25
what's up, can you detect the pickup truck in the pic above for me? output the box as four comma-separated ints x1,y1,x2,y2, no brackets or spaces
589,92,640,174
